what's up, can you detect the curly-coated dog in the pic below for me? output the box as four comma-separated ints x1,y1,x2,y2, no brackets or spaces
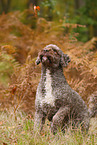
34,44,92,134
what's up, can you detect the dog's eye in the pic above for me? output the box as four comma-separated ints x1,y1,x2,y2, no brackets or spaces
53,50,59,55
54,51,57,54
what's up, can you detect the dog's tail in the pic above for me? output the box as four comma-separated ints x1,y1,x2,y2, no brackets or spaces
88,91,97,118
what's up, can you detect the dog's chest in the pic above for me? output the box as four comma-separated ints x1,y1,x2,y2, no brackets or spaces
40,69,55,106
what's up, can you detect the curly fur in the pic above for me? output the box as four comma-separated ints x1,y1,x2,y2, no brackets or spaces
34,44,96,134
88,91,97,118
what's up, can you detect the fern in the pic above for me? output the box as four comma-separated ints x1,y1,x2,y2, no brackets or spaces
0,45,20,87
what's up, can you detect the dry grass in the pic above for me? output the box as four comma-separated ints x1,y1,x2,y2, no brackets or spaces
0,109,97,145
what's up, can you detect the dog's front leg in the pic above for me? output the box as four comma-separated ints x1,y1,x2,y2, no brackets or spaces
51,106,70,134
34,111,46,132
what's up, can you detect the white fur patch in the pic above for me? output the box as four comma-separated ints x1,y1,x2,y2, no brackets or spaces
41,69,55,106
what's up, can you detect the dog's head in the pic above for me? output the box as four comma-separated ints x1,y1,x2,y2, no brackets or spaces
36,44,71,68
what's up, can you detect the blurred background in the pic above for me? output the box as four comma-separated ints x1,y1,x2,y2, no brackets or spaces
0,1,97,144
0,0,97,114
0,0,97,41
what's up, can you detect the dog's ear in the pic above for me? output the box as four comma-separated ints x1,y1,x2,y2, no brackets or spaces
36,55,41,65
60,54,71,67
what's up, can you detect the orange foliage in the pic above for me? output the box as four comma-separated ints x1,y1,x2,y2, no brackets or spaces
0,10,97,114
34,5,40,16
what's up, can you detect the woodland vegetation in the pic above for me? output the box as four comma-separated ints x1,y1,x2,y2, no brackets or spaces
0,0,97,144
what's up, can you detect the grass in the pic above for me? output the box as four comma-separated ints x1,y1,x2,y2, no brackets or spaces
0,109,97,145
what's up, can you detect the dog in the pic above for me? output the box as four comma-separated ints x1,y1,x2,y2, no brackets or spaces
34,44,91,134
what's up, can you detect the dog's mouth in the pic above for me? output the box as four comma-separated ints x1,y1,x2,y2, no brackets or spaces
40,55,52,65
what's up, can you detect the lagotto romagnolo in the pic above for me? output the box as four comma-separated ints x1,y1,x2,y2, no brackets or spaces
34,44,96,134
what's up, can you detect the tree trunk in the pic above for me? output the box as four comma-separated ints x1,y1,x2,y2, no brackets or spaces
27,0,38,6
75,0,85,9
0,0,11,13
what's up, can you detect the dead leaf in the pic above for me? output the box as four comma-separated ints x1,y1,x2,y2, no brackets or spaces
3,143,8,145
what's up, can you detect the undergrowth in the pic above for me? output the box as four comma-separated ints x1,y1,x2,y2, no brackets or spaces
0,109,97,145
